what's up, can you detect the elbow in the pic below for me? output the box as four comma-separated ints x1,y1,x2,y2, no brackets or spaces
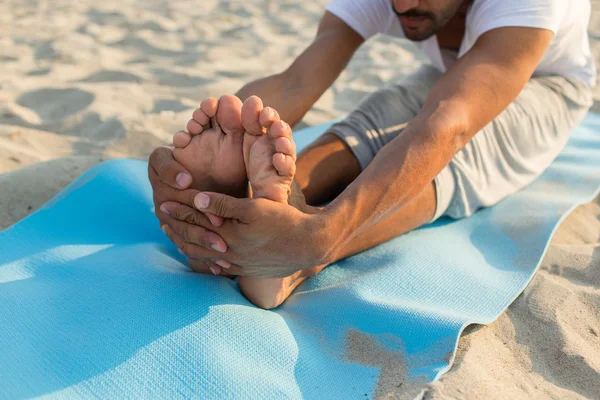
424,99,472,154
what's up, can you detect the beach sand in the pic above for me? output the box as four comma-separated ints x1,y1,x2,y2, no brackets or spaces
1,0,598,398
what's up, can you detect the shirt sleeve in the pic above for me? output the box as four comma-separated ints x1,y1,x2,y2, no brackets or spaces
469,0,564,39
325,0,395,40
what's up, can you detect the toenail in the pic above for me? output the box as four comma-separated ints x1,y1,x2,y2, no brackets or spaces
195,193,210,209
176,172,192,188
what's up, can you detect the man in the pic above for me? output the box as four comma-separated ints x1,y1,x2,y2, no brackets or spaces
149,0,595,309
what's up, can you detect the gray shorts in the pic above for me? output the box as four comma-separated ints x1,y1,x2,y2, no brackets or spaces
328,66,593,221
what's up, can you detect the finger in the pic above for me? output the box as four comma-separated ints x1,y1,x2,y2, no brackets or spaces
187,258,213,274
193,192,252,221
162,224,223,260
149,166,200,209
219,262,246,277
160,203,227,252
206,213,224,227
148,146,192,189
151,182,199,213
188,258,236,278
209,264,222,275
215,260,231,269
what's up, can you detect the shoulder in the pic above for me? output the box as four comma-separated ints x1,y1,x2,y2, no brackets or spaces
467,0,566,36
325,0,396,39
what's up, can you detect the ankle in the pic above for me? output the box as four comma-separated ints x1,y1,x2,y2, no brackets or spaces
288,180,318,214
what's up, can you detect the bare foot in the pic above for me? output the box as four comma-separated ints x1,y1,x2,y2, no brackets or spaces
241,96,296,202
172,95,248,198
237,96,325,309
172,95,247,276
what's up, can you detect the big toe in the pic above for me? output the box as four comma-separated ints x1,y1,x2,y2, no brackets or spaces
242,95,266,136
216,95,244,136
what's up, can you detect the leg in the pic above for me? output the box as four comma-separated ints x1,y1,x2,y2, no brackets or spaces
238,67,444,308
294,133,362,206
239,132,436,309
241,71,593,309
239,180,436,310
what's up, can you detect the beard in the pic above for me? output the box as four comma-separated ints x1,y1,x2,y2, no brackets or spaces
392,2,463,41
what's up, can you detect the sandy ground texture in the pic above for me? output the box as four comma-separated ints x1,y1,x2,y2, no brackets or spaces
1,0,599,398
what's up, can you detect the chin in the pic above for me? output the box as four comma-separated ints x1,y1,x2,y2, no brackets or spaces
403,31,433,42
400,23,436,42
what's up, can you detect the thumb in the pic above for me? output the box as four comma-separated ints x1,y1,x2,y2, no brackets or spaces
149,146,192,189
194,192,249,221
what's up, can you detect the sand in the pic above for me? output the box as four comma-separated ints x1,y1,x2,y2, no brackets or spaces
0,0,599,398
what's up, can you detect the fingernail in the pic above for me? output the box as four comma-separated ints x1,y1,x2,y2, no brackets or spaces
195,193,210,209
159,205,170,215
178,248,184,255
210,242,226,253
215,260,231,269
161,224,168,234
209,266,219,275
176,172,192,188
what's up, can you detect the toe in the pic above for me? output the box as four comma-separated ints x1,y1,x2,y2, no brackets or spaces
217,95,244,135
274,137,296,160
270,121,296,157
192,107,210,130
259,106,280,129
173,131,192,148
187,119,203,135
242,96,265,136
200,97,219,118
269,120,292,140
272,153,296,177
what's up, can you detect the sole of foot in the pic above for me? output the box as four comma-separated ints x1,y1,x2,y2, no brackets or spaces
172,94,248,198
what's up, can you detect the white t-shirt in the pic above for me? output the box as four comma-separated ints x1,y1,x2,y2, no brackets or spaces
326,0,596,87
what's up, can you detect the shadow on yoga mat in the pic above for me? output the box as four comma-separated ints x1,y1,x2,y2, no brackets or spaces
1,113,600,399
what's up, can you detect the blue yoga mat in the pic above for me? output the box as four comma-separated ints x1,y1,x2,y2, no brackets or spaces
1,113,600,399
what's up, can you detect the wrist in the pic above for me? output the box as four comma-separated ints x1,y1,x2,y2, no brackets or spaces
306,204,348,266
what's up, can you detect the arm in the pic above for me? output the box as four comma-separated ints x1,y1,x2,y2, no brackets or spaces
146,12,362,261
322,26,554,259
157,27,554,278
235,11,364,126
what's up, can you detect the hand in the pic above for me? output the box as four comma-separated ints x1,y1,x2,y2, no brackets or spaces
148,146,231,276
160,192,330,279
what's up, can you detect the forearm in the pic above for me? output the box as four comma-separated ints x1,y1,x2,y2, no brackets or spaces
315,27,553,263
320,101,463,259
235,72,316,127
235,12,363,128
